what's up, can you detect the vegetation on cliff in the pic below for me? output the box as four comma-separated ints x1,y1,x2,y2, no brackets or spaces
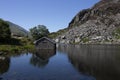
0,19,34,53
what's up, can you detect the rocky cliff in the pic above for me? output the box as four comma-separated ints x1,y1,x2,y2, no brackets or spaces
55,0,120,44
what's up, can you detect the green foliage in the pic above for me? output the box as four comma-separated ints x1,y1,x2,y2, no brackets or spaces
0,19,11,39
30,25,49,40
48,32,59,38
112,28,120,39
0,37,35,53
0,38,21,45
19,37,33,45
0,25,34,52
81,37,89,43
48,28,67,38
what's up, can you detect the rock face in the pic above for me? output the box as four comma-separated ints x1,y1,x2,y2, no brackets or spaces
55,0,120,44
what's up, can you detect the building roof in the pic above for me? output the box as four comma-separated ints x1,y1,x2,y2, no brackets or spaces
34,37,56,45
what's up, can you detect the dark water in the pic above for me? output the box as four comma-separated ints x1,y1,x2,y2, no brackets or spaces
0,44,120,80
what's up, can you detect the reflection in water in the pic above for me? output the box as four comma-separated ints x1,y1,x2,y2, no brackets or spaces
0,45,120,80
30,49,56,68
58,44,120,80
0,56,10,75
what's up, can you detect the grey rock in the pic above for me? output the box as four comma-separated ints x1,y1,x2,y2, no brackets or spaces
0,52,3,55
55,0,120,44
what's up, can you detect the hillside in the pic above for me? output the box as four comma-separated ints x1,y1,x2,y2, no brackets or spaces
6,21,30,38
55,0,120,44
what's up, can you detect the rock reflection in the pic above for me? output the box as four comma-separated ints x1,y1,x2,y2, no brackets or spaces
58,44,120,80
30,49,56,68
0,56,10,75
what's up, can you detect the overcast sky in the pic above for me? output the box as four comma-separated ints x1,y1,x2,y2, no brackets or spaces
0,0,100,32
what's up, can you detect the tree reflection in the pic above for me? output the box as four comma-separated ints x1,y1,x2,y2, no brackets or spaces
30,49,56,68
58,44,120,80
0,56,10,75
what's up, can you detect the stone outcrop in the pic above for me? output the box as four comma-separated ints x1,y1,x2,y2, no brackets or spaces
55,0,120,44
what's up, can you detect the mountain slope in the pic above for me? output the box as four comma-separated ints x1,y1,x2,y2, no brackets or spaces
55,0,120,44
6,21,30,37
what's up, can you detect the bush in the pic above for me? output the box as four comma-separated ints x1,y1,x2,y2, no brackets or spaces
112,28,120,39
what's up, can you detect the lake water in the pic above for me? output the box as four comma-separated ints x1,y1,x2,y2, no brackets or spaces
0,44,120,80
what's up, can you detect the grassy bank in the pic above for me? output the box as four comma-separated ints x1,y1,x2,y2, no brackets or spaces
0,37,36,53
0,44,35,53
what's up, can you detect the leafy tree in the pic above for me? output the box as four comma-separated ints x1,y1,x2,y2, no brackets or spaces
30,25,49,40
0,19,11,39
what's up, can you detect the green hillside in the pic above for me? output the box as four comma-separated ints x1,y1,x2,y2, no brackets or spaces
6,21,31,38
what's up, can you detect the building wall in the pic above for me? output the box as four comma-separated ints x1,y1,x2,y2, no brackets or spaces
36,39,56,49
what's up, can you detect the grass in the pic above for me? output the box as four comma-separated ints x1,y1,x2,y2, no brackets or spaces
0,37,35,54
0,44,35,53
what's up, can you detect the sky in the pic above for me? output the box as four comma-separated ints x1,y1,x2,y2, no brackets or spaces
0,0,100,32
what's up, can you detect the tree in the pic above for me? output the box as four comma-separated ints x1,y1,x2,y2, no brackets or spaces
30,25,49,40
0,19,11,39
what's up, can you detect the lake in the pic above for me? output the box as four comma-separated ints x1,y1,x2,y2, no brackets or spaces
0,44,120,80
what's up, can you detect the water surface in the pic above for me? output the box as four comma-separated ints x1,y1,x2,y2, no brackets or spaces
0,44,120,80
